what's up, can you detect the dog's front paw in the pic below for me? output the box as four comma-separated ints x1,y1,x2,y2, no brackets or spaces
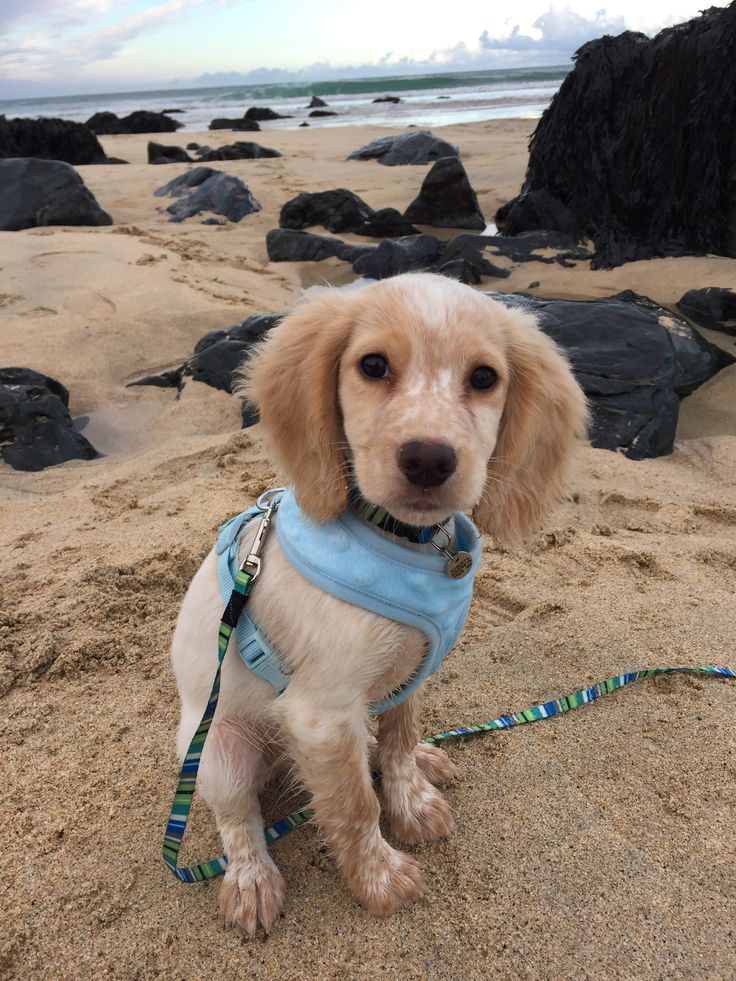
219,854,286,936
415,743,457,784
347,842,427,916
383,772,456,846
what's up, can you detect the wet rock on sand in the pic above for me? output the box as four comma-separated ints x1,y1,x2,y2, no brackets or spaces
0,368,98,471
154,167,261,223
279,188,417,237
403,156,485,229
347,130,459,166
0,158,112,230
677,288,736,335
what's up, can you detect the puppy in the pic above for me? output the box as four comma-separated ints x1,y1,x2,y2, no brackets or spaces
171,273,588,934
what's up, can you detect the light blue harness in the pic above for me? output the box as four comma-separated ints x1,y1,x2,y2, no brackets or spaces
215,488,482,714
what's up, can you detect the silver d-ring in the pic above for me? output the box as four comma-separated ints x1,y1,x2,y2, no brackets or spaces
256,487,286,511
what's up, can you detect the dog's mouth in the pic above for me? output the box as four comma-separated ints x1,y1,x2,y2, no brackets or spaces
381,487,459,528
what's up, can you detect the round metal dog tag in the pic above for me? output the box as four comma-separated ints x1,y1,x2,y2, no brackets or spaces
446,550,472,579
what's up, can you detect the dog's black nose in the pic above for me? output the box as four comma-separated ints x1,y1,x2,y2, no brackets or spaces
398,441,457,488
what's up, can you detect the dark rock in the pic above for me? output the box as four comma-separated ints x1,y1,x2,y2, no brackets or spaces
0,115,106,165
308,110,338,117
161,108,185,114
352,235,443,279
244,107,292,121
154,167,261,222
0,367,97,471
496,5,736,268
130,313,286,427
86,110,182,134
0,158,112,231
186,142,201,150
347,130,459,166
300,122,310,128
497,189,576,237
198,141,281,161
372,95,401,103
208,117,260,131
308,96,328,108
677,288,736,335
404,157,485,230
488,290,733,459
147,141,195,164
280,189,375,233
443,231,593,270
435,258,483,284
266,228,373,264
354,208,419,238
96,157,128,165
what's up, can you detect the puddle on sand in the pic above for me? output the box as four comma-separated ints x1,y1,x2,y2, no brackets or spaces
73,401,166,459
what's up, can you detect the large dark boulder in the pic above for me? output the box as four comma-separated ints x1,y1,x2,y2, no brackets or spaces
404,157,485,230
244,107,292,121
307,96,328,108
154,167,261,222
488,290,733,459
147,142,195,164
0,115,106,165
348,130,459,166
309,110,338,117
198,141,281,161
677,288,736,335
266,228,372,263
0,368,98,471
0,158,112,230
86,110,182,134
497,6,736,268
208,117,261,131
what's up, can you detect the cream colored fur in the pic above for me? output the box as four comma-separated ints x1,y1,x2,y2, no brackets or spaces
171,273,588,934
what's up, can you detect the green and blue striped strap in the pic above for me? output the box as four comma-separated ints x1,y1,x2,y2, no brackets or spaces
163,661,734,881
162,567,254,883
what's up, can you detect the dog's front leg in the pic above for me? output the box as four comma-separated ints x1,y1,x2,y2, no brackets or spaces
273,691,427,916
378,689,456,846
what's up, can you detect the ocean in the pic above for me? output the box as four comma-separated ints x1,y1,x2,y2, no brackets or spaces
0,66,567,132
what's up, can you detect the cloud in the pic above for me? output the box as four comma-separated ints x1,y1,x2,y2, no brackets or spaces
479,5,627,55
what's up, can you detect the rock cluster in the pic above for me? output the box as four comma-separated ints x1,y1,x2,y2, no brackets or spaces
86,110,183,134
0,115,107,165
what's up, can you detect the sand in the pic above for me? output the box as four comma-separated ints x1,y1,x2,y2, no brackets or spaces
1,120,735,980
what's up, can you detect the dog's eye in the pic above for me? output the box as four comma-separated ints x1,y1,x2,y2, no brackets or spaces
360,354,389,379
470,366,498,391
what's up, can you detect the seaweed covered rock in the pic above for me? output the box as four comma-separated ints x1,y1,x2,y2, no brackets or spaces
489,291,733,459
677,288,736,335
0,115,107,165
0,368,97,471
348,130,459,166
86,110,182,134
404,157,485,230
154,167,261,222
0,158,112,230
497,6,736,268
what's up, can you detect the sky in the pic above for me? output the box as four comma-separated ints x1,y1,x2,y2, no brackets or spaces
0,0,732,98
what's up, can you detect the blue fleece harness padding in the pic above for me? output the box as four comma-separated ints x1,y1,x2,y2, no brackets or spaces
215,488,482,714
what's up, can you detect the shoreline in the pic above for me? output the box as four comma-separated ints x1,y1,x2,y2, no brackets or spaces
2,119,735,979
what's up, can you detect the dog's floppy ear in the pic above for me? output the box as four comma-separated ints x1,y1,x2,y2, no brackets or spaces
240,290,355,522
473,312,589,543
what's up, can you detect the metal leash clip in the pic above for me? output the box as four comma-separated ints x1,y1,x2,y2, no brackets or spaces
240,488,285,582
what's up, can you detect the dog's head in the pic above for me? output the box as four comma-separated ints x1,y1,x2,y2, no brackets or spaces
242,274,588,542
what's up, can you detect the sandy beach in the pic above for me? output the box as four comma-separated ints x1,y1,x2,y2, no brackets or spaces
2,120,735,979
